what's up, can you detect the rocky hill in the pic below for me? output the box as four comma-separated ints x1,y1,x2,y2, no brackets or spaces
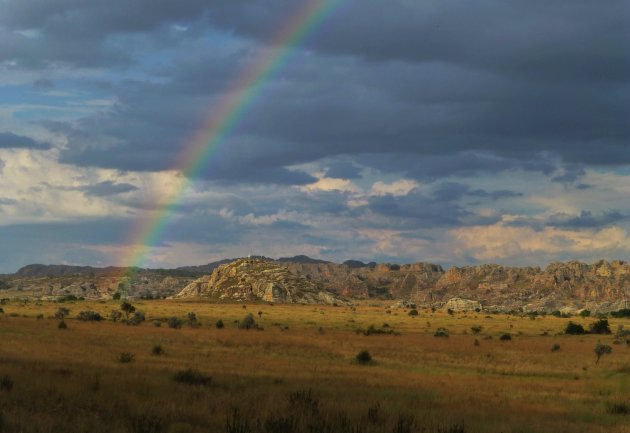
1,257,629,312
174,258,347,305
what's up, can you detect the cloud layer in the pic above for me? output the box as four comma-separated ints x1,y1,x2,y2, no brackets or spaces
0,0,629,272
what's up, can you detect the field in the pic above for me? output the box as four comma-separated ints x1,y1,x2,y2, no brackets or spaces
0,299,628,433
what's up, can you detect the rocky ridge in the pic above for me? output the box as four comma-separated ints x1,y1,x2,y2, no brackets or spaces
1,257,629,312
174,258,347,305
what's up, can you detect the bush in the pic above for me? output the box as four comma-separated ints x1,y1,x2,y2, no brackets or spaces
215,319,224,329
354,350,374,365
594,342,612,364
118,352,135,363
500,333,512,341
471,325,482,335
110,310,123,322
186,312,199,327
434,328,449,338
610,309,630,318
579,310,591,317
58,320,68,329
238,313,257,330
153,320,161,327
151,345,165,356
76,310,103,321
606,401,629,415
54,307,70,319
360,324,398,336
167,317,182,329
0,374,13,391
127,312,146,326
112,292,121,300
589,319,611,334
172,369,212,386
408,309,418,316
551,343,561,352
565,322,586,335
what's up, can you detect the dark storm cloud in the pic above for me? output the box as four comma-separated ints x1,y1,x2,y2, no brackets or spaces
4,0,628,183
366,188,503,228
431,182,522,202
0,132,51,150
508,210,627,230
549,210,627,229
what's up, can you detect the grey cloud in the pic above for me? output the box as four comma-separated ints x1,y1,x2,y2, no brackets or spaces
81,181,138,197
324,160,362,179
548,210,627,229
0,132,51,150
431,182,522,202
33,78,55,90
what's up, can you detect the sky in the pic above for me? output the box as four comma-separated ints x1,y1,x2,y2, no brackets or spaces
1,0,629,273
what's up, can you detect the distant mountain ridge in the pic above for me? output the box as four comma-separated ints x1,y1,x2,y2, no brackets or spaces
3,256,630,312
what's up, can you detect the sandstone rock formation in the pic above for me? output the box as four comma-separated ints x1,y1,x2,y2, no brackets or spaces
173,258,348,305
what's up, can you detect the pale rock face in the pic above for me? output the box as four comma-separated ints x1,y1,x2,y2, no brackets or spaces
443,297,482,312
174,258,349,305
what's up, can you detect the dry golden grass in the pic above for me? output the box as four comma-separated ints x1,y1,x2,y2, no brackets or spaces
0,299,628,432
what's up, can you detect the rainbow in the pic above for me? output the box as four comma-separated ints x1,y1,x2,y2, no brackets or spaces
118,0,342,275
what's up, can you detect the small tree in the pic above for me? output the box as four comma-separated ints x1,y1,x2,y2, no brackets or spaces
120,302,135,320
54,307,70,320
186,312,198,327
239,313,257,330
594,342,612,364
565,322,585,335
589,319,611,335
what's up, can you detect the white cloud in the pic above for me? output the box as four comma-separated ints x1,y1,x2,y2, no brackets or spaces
370,179,419,196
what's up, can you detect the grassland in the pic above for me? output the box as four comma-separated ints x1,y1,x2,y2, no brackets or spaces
0,298,628,433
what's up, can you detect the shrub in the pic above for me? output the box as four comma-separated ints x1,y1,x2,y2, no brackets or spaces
58,320,68,329
151,345,164,356
408,309,418,316
153,320,161,327
120,302,136,319
127,312,146,326
354,350,374,365
434,328,449,338
172,369,212,386
118,352,135,363
606,401,629,415
447,308,454,315
0,374,13,391
36,314,44,320
360,324,398,336
610,309,630,318
238,313,257,330
126,408,165,433
186,312,199,327
112,292,121,300
470,325,482,335
589,319,611,334
565,322,586,335
76,310,103,321
0,307,3,314
594,343,612,364
579,310,591,317
110,310,123,322
215,319,224,329
167,317,182,329
551,343,561,352
500,333,512,341
54,307,70,319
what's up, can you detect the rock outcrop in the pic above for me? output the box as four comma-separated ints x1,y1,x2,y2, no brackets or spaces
174,258,348,305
